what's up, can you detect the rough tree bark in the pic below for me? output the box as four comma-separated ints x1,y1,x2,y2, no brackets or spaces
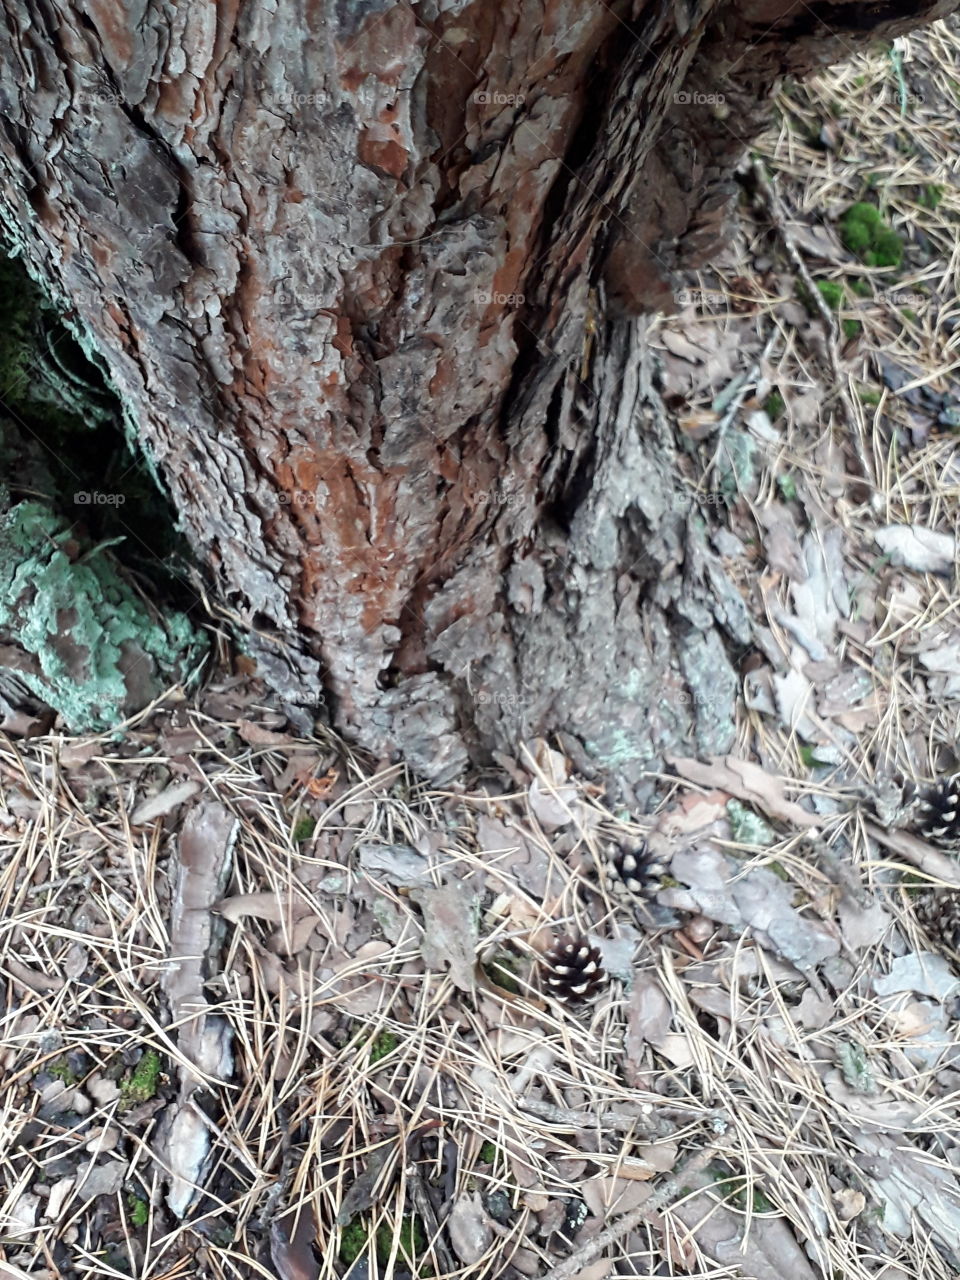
0,0,954,788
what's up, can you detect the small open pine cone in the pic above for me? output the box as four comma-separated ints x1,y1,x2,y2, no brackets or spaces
914,775,960,849
607,839,666,900
542,934,607,1003
915,889,960,958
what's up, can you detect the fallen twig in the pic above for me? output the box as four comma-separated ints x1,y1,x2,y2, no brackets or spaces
865,821,960,887
516,1095,683,1139
539,1114,730,1280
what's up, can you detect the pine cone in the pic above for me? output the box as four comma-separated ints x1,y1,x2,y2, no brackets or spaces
915,889,960,957
914,775,960,849
607,840,665,900
542,935,606,1003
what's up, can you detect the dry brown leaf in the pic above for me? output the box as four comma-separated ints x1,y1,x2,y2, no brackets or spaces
757,502,807,581
270,1205,321,1280
269,914,321,955
582,1176,653,1218
217,891,310,925
411,881,479,993
476,813,550,895
130,779,201,825
447,1192,493,1264
237,719,298,747
566,1261,615,1280
832,1188,866,1221
670,1172,819,1278
666,754,819,827
358,841,433,887
624,974,672,1084
661,329,710,362
305,768,339,797
6,956,62,993
657,789,728,835
615,1157,658,1181
527,774,580,831
875,524,955,574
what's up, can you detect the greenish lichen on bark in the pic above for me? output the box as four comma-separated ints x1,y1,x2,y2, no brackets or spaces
0,500,206,730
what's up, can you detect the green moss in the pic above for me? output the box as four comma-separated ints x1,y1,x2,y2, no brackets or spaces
798,744,818,769
776,473,797,501
856,385,882,406
121,1049,162,1106
919,184,943,210
368,1031,399,1065
479,1141,498,1164
49,1056,77,1085
126,1195,149,1228
0,501,206,731
713,1171,776,1214
482,952,523,994
902,307,917,323
379,1216,426,1264
292,815,316,842
840,202,880,254
797,279,846,318
339,1216,427,1267
871,227,903,268
816,279,844,310
839,202,903,268
764,391,785,421
842,319,862,340
850,277,872,298
339,1220,369,1265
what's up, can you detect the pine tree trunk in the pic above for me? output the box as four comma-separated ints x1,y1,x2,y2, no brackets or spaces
0,0,954,786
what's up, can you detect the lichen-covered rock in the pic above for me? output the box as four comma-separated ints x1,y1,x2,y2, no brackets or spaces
0,500,206,731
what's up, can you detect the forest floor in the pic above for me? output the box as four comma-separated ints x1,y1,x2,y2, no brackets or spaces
3,18,960,1280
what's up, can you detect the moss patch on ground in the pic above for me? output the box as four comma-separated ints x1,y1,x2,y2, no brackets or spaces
121,1049,162,1107
839,202,904,267
339,1215,427,1267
